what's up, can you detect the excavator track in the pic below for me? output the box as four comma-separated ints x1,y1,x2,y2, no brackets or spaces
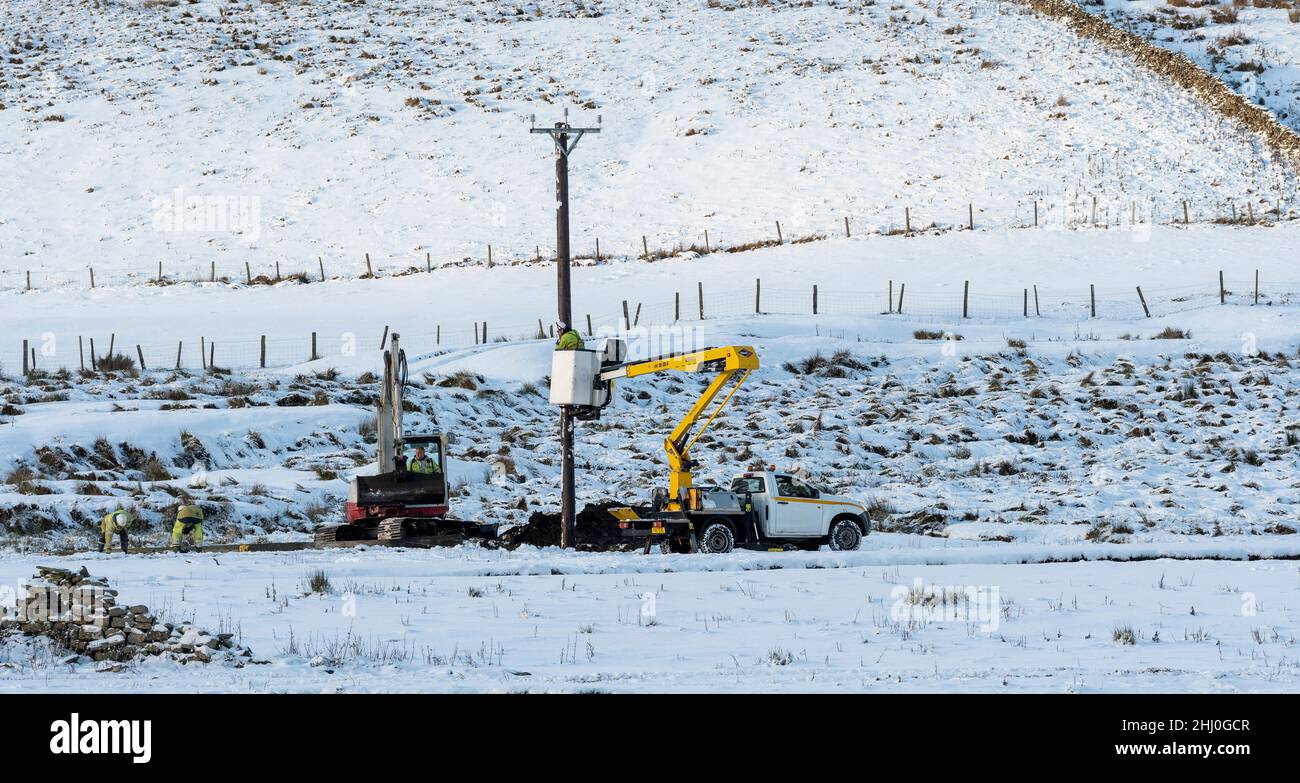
313,526,343,544
376,519,407,542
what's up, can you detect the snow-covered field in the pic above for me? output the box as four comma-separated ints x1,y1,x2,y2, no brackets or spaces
5,0,1300,693
2,0,1297,288
2,545,1298,693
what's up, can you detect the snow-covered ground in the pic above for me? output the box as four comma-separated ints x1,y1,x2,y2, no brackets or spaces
1076,0,1300,133
2,545,1297,693
5,0,1300,694
3,0,1297,289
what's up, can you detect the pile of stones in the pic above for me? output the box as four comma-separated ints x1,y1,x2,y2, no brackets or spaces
0,566,259,669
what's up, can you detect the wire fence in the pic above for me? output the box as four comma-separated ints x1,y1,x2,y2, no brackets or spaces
4,192,1296,294
6,272,1295,377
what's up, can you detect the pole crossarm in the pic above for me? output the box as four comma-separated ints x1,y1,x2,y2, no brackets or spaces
530,123,601,156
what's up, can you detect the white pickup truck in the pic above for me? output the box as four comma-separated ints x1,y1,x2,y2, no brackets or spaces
613,469,870,554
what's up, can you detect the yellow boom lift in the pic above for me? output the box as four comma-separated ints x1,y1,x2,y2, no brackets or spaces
551,342,868,554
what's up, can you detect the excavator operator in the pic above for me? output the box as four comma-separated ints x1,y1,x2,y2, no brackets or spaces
407,446,440,475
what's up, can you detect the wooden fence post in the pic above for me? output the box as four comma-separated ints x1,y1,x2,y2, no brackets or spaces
25,271,30,290
209,341,214,369
1033,285,1040,317
176,341,182,370
1219,270,1225,304
78,336,84,372
586,314,593,335
905,207,911,234
245,262,252,284
888,280,893,313
537,319,546,339
897,283,905,314
1254,269,1259,305
107,333,115,360
210,261,216,282
633,303,642,327
137,345,146,371
22,339,28,376
379,326,389,350
968,204,974,231
365,253,374,278
425,253,431,274
436,325,440,346
1136,286,1150,318
311,332,318,361
275,261,281,282
962,281,969,318
642,236,649,259
775,221,783,244
698,282,704,320
260,336,267,368
813,284,819,315
843,216,851,238
704,230,710,254
321,257,327,281
1090,285,1096,318
1183,201,1189,225
89,268,95,289
675,292,681,322
622,300,631,330
1023,288,1028,318
200,336,206,369
156,260,162,283
595,238,601,261
1033,201,1038,228
755,278,761,314
482,321,488,343
90,337,96,369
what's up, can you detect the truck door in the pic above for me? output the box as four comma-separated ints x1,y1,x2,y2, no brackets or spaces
771,475,825,536
729,475,769,537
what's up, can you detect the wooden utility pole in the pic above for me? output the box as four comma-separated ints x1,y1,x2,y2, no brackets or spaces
531,110,600,550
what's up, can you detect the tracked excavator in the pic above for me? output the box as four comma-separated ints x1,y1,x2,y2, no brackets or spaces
313,333,498,545
551,342,869,554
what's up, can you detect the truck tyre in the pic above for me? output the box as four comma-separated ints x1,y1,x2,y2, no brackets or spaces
698,522,735,554
828,518,862,551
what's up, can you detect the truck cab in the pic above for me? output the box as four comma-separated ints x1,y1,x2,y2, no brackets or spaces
722,470,869,552
614,468,870,554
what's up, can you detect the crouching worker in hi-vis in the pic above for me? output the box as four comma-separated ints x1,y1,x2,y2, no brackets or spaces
100,508,133,554
170,505,204,552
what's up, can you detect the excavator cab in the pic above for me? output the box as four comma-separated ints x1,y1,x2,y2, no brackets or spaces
352,434,448,510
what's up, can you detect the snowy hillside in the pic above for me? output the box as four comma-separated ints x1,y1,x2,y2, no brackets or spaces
3,0,1298,287
1075,0,1300,132
6,305,1300,551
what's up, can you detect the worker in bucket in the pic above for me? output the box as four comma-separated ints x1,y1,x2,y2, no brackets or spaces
100,507,133,554
554,320,583,351
407,445,440,475
170,504,204,551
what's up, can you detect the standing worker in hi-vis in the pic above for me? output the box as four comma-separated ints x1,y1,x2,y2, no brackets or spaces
171,504,204,551
100,507,133,554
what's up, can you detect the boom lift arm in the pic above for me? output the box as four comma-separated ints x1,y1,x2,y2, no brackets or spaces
598,345,759,510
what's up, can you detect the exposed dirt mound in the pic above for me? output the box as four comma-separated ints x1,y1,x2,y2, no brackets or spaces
499,500,652,551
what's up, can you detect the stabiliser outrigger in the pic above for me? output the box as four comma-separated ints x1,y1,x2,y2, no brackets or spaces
313,333,499,547
550,342,870,554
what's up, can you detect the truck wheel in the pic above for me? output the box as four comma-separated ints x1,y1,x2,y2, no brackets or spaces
828,519,862,551
698,523,735,554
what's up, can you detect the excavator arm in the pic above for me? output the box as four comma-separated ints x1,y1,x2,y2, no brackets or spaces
600,345,759,509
